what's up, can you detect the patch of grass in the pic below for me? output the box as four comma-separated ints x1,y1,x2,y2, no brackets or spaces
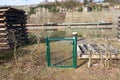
0,48,30,63
28,31,66,44
0,50,14,61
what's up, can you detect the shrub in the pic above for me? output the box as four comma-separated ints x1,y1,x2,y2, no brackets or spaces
48,7,59,13
93,5,102,11
28,7,36,15
28,33,38,44
78,7,83,12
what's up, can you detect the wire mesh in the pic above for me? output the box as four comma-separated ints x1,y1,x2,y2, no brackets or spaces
50,40,73,67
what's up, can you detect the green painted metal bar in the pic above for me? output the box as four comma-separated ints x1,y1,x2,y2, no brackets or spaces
48,38,74,41
46,37,51,67
73,36,77,68
51,66,75,68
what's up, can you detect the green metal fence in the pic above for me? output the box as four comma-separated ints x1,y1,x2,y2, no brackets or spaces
46,36,77,68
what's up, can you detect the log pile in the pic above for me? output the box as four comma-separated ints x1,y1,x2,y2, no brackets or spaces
0,7,28,50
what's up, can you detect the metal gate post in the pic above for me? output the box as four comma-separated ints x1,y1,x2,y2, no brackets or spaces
73,32,77,68
46,37,51,67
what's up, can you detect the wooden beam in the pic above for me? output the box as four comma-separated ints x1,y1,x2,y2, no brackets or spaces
0,9,9,12
0,18,5,21
78,54,120,59
0,42,8,45
0,33,7,35
0,7,25,14
0,23,6,26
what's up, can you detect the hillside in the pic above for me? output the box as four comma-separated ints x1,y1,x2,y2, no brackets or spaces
64,11,119,24
12,1,120,24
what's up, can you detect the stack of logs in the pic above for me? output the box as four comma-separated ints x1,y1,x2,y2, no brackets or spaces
0,7,28,50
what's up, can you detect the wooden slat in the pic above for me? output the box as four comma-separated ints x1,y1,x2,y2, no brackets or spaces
0,9,9,12
0,18,5,21
79,44,88,54
88,44,98,53
0,23,6,26
0,33,7,35
0,7,25,13
0,42,8,45
79,54,120,59
0,28,6,30
0,7,9,9
0,13,4,15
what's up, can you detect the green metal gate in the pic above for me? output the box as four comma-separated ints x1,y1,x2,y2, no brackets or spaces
46,36,77,68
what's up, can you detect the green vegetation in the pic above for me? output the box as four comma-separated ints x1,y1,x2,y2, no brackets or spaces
78,7,83,12
104,0,120,4
28,31,66,43
28,3,60,14
59,0,80,10
28,7,36,15
48,7,59,13
27,1,82,15
27,0,120,16
92,5,102,11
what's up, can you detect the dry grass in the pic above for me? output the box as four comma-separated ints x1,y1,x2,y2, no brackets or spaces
0,28,120,80
0,39,120,80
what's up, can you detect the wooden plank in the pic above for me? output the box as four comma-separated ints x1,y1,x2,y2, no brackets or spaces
0,9,9,12
0,28,6,30
0,23,6,26
78,54,120,59
0,33,7,35
79,44,88,54
77,45,82,58
0,7,9,9
87,44,98,54
0,18,5,21
0,7,25,14
0,42,8,45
